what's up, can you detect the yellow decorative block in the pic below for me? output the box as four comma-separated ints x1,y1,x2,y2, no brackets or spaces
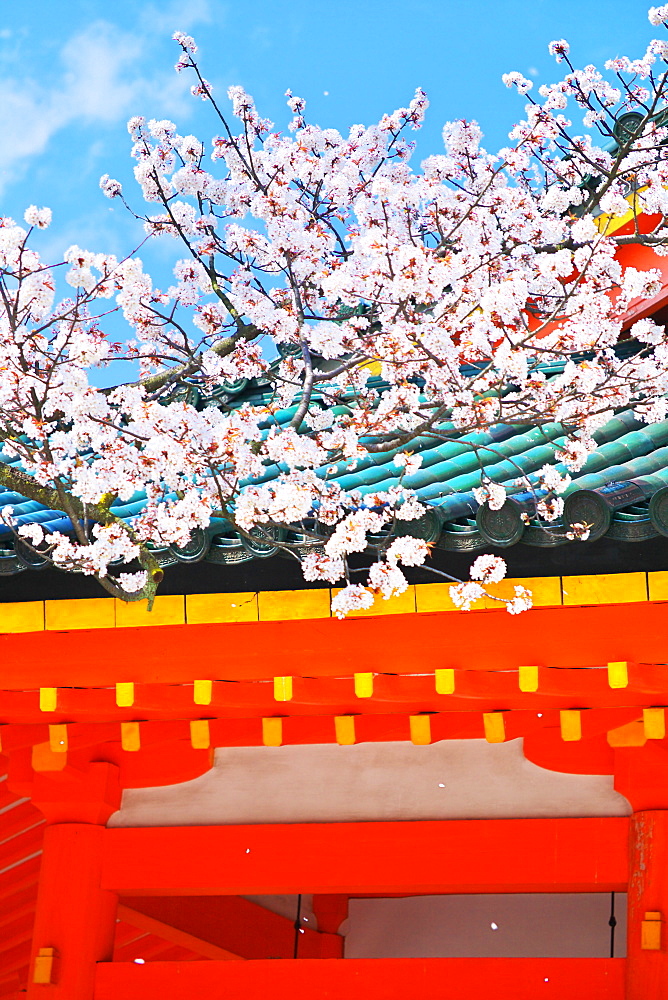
435,668,455,695
190,719,210,749
0,600,44,634
115,595,185,628
334,716,356,745
608,661,629,689
642,911,663,950
46,597,115,631
193,679,213,705
262,717,283,747
258,589,330,621
561,572,647,606
33,947,57,984
354,672,374,698
560,710,582,742
518,665,539,692
49,724,68,753
121,721,141,751
483,712,506,743
644,707,666,740
116,682,135,707
334,586,416,617
410,715,432,745
39,687,57,712
186,592,258,624
274,676,293,702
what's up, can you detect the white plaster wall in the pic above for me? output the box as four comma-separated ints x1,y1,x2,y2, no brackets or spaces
109,739,630,828
344,893,627,958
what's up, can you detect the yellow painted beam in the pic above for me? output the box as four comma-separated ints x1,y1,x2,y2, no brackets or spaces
333,586,416,617
415,583,461,613
648,571,668,601
45,597,114,631
186,592,258,624
115,595,185,628
258,589,330,621
2,571,668,636
562,573,647,606
0,600,44,634
484,577,562,609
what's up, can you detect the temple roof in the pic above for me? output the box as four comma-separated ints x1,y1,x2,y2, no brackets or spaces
2,344,668,579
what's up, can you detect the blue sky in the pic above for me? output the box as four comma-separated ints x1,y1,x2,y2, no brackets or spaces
0,0,662,375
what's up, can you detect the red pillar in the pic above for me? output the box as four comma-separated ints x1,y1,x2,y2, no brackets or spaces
626,810,668,998
26,823,118,1000
5,759,123,1000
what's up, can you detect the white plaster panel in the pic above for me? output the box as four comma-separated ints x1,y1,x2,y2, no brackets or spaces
344,892,627,958
108,738,630,827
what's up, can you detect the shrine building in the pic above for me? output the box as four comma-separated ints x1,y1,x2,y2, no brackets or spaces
3,205,668,999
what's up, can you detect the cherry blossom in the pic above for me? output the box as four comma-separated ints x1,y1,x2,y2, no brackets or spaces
2,11,668,612
23,206,52,229
470,555,507,585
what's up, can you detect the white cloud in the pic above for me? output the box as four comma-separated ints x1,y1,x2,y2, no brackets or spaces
0,7,217,196
60,22,144,123
138,0,214,33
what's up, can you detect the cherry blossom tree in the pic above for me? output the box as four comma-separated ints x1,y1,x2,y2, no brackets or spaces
3,9,668,615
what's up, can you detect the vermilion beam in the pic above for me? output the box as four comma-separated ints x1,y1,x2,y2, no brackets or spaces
120,895,342,960
117,904,243,962
1,602,668,688
102,819,628,897
94,957,625,1000
1,665,668,726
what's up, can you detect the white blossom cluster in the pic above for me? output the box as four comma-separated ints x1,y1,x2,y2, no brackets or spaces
2,11,668,610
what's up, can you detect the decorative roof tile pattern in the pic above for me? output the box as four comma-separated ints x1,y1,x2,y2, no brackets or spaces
3,356,668,576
